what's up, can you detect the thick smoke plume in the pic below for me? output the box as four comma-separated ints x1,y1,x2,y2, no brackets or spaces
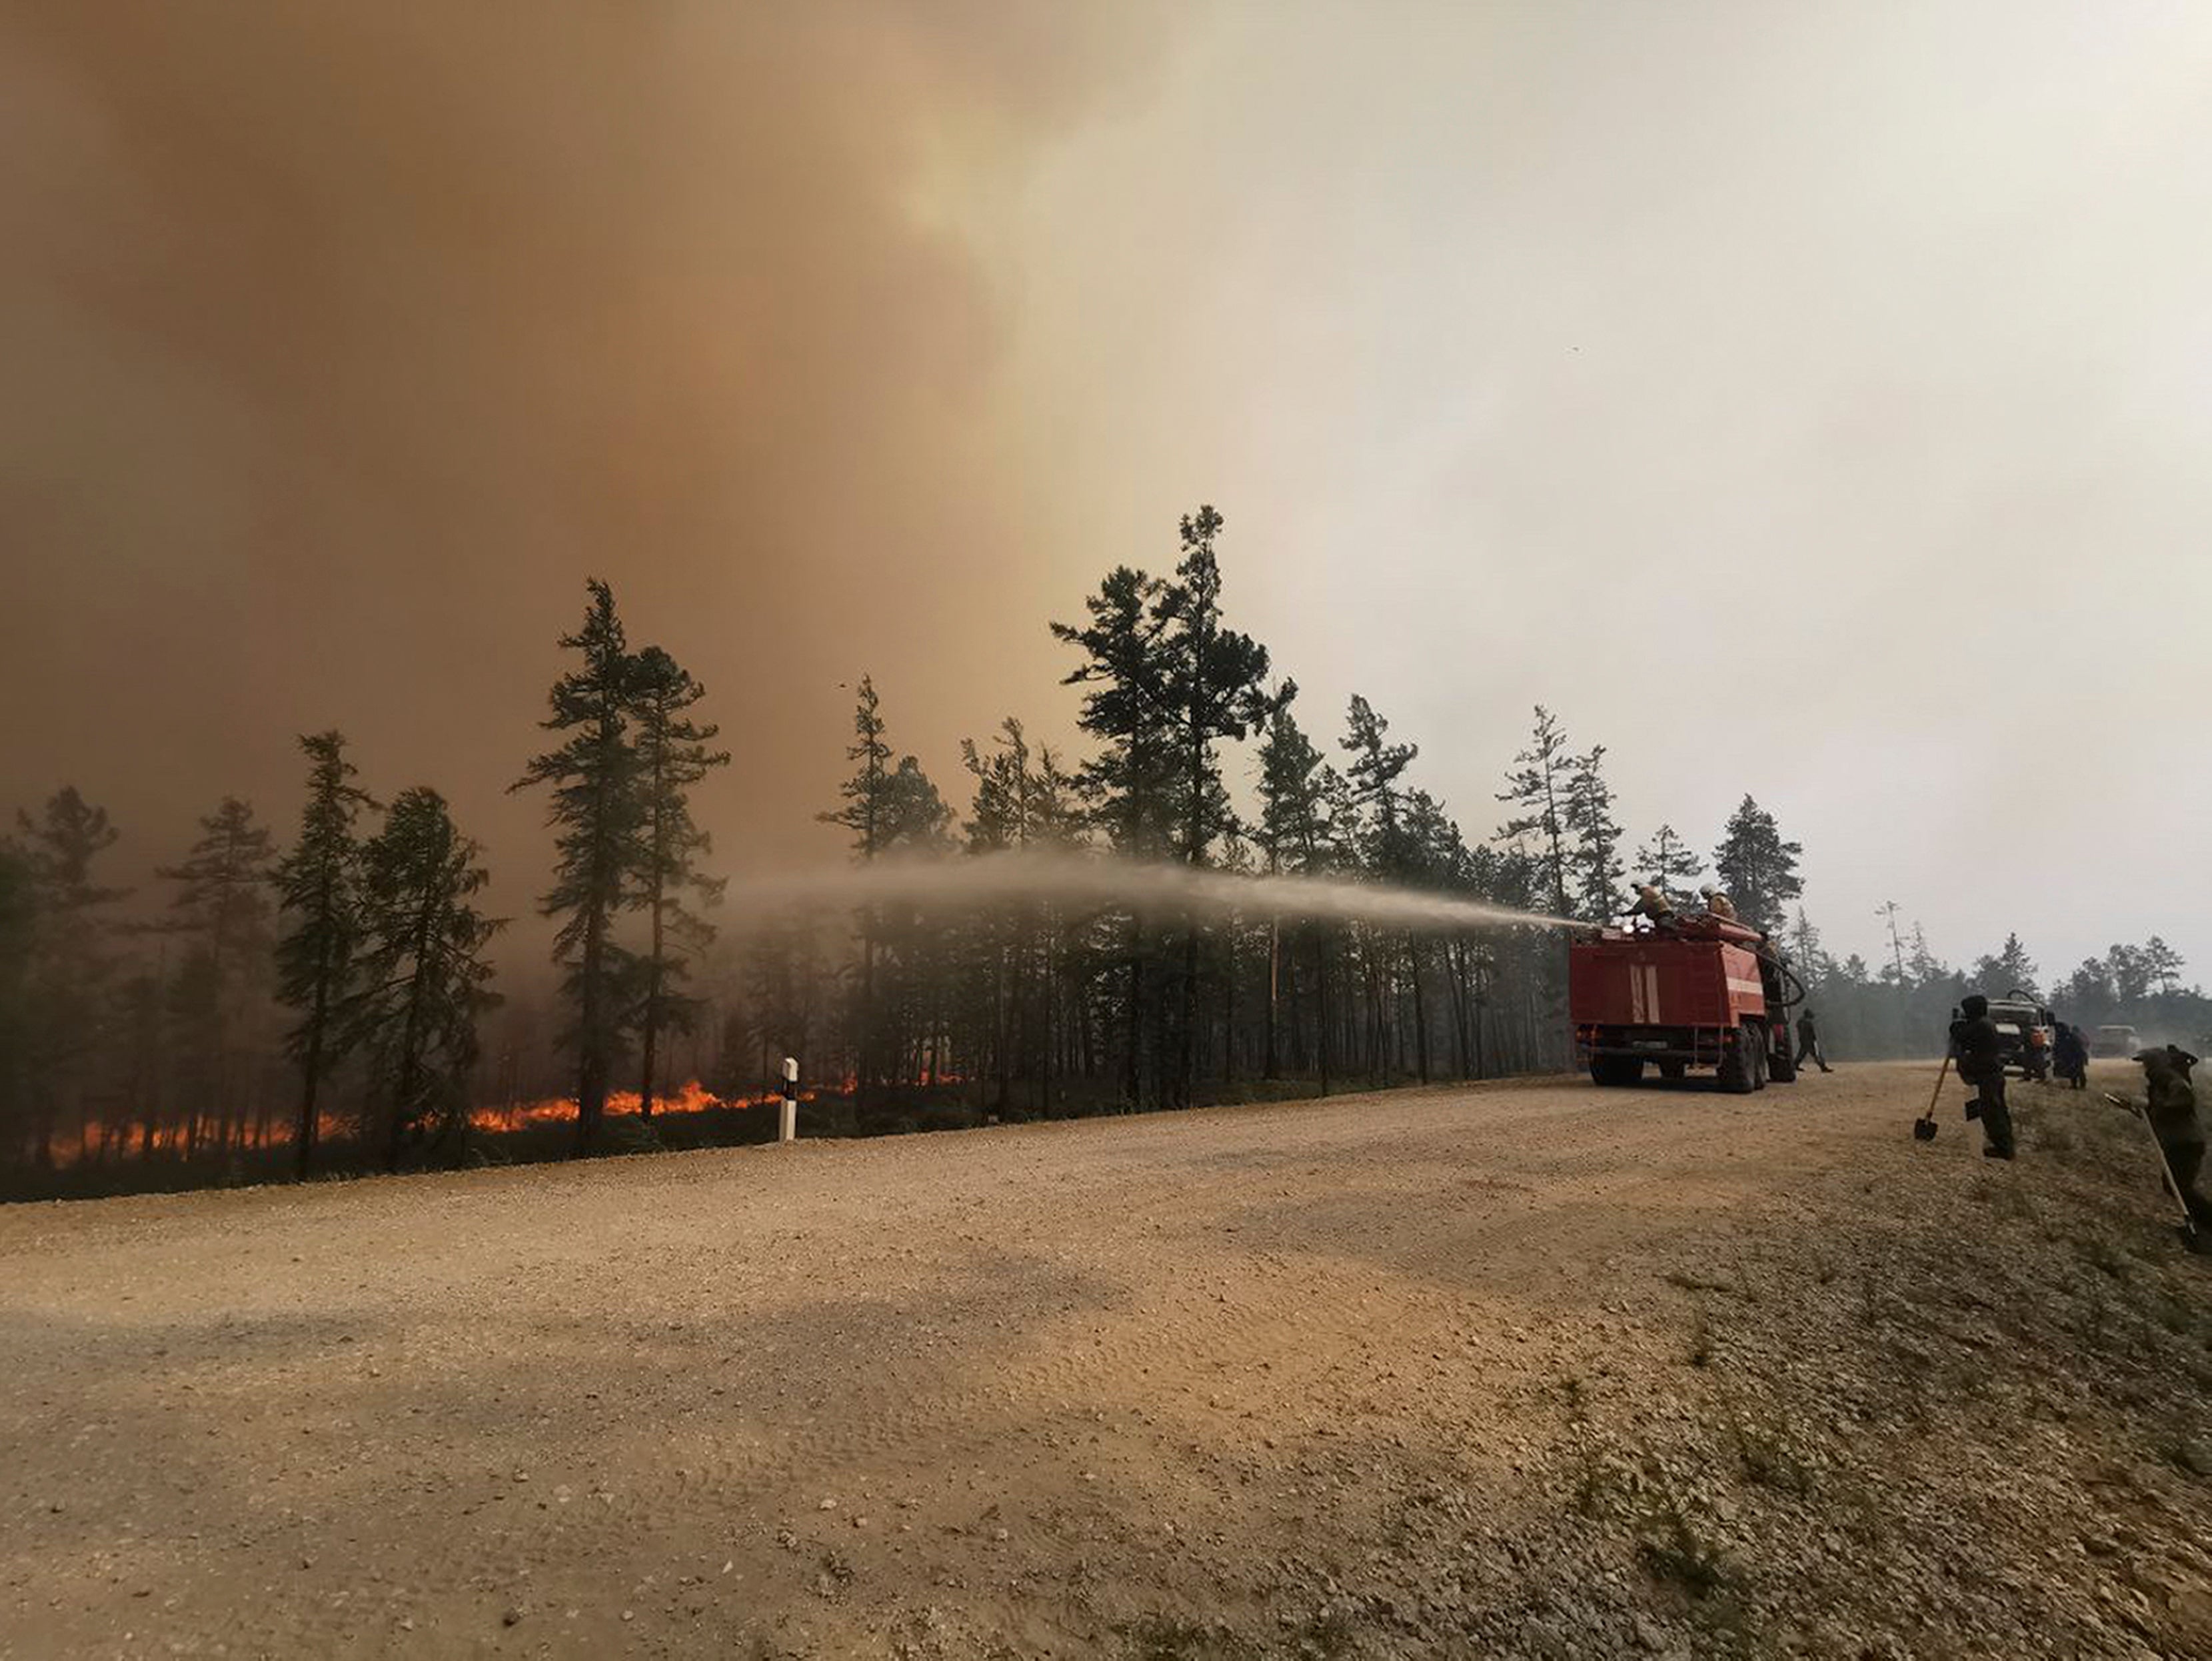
0,1,1170,922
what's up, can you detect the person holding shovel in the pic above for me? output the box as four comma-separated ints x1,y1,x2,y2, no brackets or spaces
1948,993,2015,1159
2133,1046,2211,1234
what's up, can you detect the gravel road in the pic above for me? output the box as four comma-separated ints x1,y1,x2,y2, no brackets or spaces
4,1061,2208,1658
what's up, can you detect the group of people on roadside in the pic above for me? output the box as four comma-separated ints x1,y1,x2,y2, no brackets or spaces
1946,990,2209,1247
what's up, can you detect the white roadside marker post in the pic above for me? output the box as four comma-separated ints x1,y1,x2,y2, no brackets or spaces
779,1056,798,1144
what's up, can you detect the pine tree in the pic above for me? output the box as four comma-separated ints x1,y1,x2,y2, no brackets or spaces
630,646,729,1117
1343,695,1427,1080
9,789,129,1167
0,844,34,1160
818,679,950,1096
1255,687,1332,1082
1971,932,2038,998
2106,942,2153,1003
818,677,893,859
1906,924,1945,986
818,676,895,1095
1562,746,1624,922
961,719,1036,854
1154,508,1271,1106
513,579,646,1154
1633,824,1702,906
1496,707,1574,916
1787,908,1829,986
1709,795,1803,934
274,732,377,1177
880,757,952,850
351,789,501,1169
158,796,276,1158
1054,565,1175,1106
2141,936,2185,996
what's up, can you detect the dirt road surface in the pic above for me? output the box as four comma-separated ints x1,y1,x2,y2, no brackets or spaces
5,1062,2210,1658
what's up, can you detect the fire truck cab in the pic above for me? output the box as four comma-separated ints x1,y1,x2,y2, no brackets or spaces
1568,914,1799,1092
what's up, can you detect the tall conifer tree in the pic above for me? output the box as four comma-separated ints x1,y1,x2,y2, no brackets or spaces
274,732,377,1176
352,789,501,1168
514,579,644,1153
159,796,276,1157
1710,795,1804,934
630,647,728,1116
13,789,128,1166
1497,707,1575,917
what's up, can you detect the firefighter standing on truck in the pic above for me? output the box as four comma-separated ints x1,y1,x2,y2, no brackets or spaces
1949,994,2015,1160
1624,878,1674,928
1699,886,1738,921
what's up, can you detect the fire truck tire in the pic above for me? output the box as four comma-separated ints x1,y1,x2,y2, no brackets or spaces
1590,1055,1644,1087
1769,1037,1797,1084
1717,1024,1757,1093
1751,1032,1769,1090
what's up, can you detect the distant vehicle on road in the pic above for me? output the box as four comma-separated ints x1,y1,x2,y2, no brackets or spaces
1985,990,2055,1079
2091,1024,2141,1059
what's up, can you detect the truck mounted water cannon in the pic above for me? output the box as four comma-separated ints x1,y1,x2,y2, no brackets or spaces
1567,910,1806,1092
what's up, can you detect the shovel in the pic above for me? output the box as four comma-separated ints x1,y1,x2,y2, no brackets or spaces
2101,1092,2199,1240
1913,1054,1950,1141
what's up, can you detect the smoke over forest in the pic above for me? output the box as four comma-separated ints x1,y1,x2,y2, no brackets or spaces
6,3,2211,1198
0,1,1168,922
7,535,2206,1196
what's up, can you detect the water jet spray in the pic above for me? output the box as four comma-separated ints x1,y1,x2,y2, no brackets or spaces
724,850,1581,933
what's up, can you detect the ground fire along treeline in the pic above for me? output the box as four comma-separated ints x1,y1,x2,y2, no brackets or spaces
4,514,2207,1200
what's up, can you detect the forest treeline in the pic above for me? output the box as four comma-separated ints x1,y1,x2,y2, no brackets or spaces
5,509,2206,1196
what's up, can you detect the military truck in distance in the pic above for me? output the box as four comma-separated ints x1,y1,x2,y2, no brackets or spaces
1569,912,1801,1092
1985,989,2056,1080
2091,1024,2141,1060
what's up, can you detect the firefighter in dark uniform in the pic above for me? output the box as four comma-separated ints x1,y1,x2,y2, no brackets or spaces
1795,1008,1833,1072
1949,994,2015,1159
2052,1021,2089,1089
2135,1046,2212,1234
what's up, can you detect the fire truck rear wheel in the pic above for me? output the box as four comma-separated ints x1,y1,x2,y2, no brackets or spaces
1717,1026,1757,1094
1590,1054,1644,1087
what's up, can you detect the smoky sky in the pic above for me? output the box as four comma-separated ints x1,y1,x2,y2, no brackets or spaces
3,1,2208,988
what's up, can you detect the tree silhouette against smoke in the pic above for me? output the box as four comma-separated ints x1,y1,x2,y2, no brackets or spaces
1711,796,1804,936
630,647,728,1120
158,797,276,1162
274,732,377,1178
11,551,2212,1200
350,789,501,1170
10,789,127,1169
513,581,647,1156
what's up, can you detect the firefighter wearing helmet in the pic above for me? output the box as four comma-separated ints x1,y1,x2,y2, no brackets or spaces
1623,878,1674,927
1699,886,1737,922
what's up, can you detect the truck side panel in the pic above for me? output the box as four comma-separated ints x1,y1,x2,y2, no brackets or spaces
1569,940,1747,1027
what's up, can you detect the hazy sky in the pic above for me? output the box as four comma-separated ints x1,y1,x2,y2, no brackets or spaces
4,1,2208,988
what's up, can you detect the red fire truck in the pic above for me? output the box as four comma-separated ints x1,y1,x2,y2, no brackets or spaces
1568,912,1802,1092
